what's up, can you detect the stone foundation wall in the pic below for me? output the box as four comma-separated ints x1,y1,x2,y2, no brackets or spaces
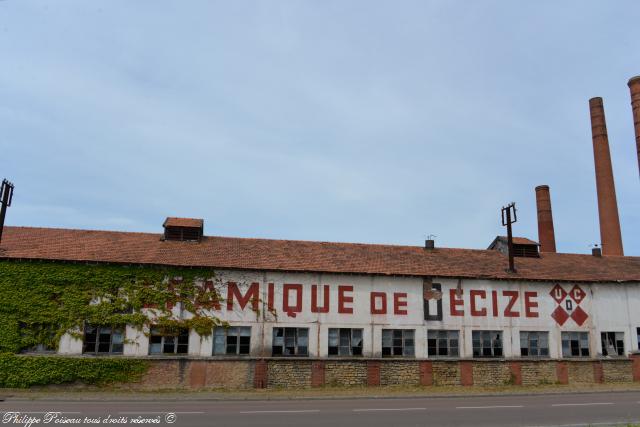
432,361,460,386
520,361,557,385
325,361,368,386
59,357,639,390
380,361,420,386
472,361,512,386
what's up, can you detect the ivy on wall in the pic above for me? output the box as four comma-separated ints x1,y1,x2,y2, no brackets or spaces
0,260,228,353
0,354,148,388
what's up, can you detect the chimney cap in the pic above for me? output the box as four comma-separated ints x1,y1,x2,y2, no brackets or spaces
628,75,640,87
592,247,602,257
589,96,604,106
425,239,435,250
535,185,549,192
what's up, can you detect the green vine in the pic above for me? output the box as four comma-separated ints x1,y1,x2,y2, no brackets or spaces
0,354,148,388
0,260,232,353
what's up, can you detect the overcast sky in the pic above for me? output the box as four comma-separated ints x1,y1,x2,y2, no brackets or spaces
1,1,638,255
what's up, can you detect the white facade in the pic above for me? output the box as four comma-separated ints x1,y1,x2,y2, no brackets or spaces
60,271,640,358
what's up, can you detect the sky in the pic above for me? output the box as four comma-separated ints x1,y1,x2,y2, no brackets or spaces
0,1,638,255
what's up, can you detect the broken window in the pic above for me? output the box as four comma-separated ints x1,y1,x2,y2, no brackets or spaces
83,325,124,355
601,331,625,356
382,329,415,357
472,330,503,357
213,326,251,355
520,331,549,357
561,331,589,357
637,328,640,351
272,327,308,356
149,327,189,355
328,328,363,356
427,330,459,357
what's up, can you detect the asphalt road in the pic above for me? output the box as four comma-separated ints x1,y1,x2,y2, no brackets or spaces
3,391,640,427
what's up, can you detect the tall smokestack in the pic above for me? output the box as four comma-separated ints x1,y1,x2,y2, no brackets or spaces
535,185,556,253
589,97,624,256
628,76,640,177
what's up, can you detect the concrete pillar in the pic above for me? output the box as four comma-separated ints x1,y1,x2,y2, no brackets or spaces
589,97,624,256
535,185,557,253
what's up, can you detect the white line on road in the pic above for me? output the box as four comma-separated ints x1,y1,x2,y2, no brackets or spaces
551,402,614,407
239,410,321,414
353,408,426,412
456,405,524,409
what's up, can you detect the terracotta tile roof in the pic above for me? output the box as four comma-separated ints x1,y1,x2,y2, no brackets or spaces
163,217,203,228
511,237,539,245
0,226,638,283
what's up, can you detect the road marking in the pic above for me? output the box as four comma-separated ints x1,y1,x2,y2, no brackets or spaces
239,410,320,414
456,405,524,409
353,408,426,412
551,402,613,407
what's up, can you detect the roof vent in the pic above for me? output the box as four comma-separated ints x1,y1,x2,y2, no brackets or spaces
425,239,435,250
162,217,203,242
488,236,540,258
592,245,602,257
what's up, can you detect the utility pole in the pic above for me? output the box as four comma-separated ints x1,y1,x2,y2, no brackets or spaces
501,202,517,273
0,179,15,245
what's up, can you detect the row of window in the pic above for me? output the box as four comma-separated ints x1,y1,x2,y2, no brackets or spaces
82,326,640,357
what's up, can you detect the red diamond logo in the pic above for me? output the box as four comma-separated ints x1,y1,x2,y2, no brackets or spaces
550,284,567,304
551,305,569,326
570,305,588,326
569,285,586,305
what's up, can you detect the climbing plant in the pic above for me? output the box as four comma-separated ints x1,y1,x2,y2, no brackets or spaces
0,260,232,353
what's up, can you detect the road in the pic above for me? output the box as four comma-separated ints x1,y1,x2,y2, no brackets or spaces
2,391,640,427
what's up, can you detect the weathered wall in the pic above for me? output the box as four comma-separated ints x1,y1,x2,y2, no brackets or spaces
119,357,639,390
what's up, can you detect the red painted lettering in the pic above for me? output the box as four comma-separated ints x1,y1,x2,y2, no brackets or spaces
370,292,387,314
227,282,260,311
503,290,520,317
393,292,408,315
524,291,539,318
450,289,464,316
491,290,498,317
311,285,330,313
338,285,354,314
283,283,303,317
267,283,275,312
470,290,487,316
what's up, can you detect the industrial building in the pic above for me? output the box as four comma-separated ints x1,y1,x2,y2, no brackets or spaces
1,77,639,373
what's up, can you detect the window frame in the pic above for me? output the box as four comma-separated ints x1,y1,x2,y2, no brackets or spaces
427,329,459,357
472,330,503,358
149,326,189,355
381,329,415,357
561,331,590,358
519,331,550,357
82,324,124,355
328,328,363,356
600,331,625,357
213,326,251,356
271,327,309,357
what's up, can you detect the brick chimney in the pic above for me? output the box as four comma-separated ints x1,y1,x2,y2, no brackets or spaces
534,185,556,253
589,97,624,256
628,76,640,178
